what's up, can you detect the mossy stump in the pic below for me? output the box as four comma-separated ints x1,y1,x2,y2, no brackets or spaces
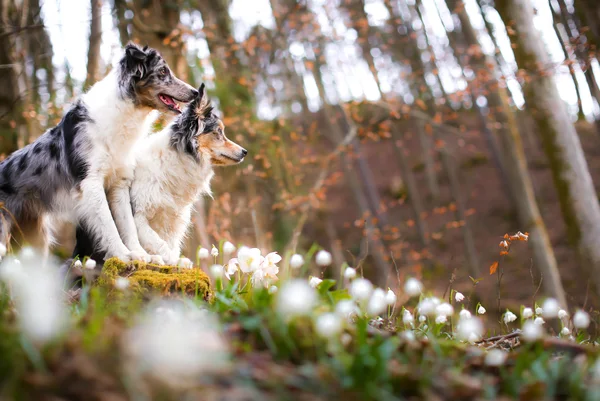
98,257,212,301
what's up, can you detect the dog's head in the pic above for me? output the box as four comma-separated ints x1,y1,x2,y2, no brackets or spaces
119,42,197,114
171,83,247,165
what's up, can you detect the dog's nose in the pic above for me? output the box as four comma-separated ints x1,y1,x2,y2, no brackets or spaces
241,148,248,157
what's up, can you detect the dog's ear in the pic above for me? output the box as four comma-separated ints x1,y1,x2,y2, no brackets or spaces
124,43,148,79
194,83,212,119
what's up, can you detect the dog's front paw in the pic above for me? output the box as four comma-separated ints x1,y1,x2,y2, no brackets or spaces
177,257,193,269
162,250,181,266
149,254,165,265
129,246,152,263
106,245,134,262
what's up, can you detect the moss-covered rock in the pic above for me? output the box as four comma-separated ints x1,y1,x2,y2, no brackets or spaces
98,257,212,301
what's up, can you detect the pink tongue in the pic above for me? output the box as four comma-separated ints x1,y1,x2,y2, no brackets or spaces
161,95,176,106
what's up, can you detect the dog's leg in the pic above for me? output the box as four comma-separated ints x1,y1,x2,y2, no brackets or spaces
16,216,52,264
0,210,12,259
76,177,138,262
133,213,170,265
166,205,193,264
107,177,151,263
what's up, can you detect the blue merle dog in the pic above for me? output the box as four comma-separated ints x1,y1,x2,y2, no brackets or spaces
0,43,197,263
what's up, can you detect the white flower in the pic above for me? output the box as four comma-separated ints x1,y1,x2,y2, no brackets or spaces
73,260,83,269
268,285,278,294
211,245,219,258
197,247,210,260
84,259,96,270
418,298,438,316
0,257,21,281
534,317,545,326
350,278,373,301
521,320,543,342
535,307,543,315
315,313,342,338
477,305,486,315
404,278,423,297
261,252,281,280
436,302,454,317
124,302,230,387
341,333,352,346
115,277,130,290
503,311,517,324
419,315,427,323
309,276,323,288
222,241,236,255
459,309,472,319
435,315,447,324
344,267,357,279
541,298,560,318
315,250,332,266
250,268,268,288
0,243,6,257
177,257,193,269
289,254,304,269
561,327,570,336
485,349,507,367
209,264,223,279
522,307,533,319
336,300,359,319
224,259,238,280
367,288,387,316
558,309,568,319
573,310,590,329
401,330,416,342
456,316,483,343
454,292,465,303
276,279,317,317
468,333,479,343
20,247,35,262
228,247,263,274
385,289,397,306
402,310,414,325
1,250,68,343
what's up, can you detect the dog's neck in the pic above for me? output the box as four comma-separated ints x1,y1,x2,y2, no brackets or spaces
155,129,215,200
82,70,156,139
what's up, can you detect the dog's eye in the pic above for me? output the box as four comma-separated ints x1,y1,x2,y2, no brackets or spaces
159,67,168,76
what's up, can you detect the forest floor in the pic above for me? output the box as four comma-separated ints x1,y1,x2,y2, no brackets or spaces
1,253,599,401
322,113,600,318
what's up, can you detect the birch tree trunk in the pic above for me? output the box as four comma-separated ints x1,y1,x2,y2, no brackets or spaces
497,0,600,299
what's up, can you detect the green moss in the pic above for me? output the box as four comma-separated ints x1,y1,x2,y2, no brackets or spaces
97,257,212,301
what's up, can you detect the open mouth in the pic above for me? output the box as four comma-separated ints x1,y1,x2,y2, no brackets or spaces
159,94,182,113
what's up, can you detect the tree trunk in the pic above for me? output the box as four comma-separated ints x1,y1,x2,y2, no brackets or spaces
447,0,567,305
85,0,103,89
112,0,130,46
416,119,440,201
196,0,254,116
0,0,30,154
497,0,600,300
342,0,383,97
550,4,586,120
393,131,429,247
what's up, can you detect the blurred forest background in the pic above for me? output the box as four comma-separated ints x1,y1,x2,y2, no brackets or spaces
2,0,600,313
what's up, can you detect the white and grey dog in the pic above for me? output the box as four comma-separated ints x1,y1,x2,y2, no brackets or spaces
74,84,246,265
131,84,246,264
0,43,196,262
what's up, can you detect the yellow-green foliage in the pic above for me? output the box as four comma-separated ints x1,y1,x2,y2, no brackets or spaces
98,257,212,301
